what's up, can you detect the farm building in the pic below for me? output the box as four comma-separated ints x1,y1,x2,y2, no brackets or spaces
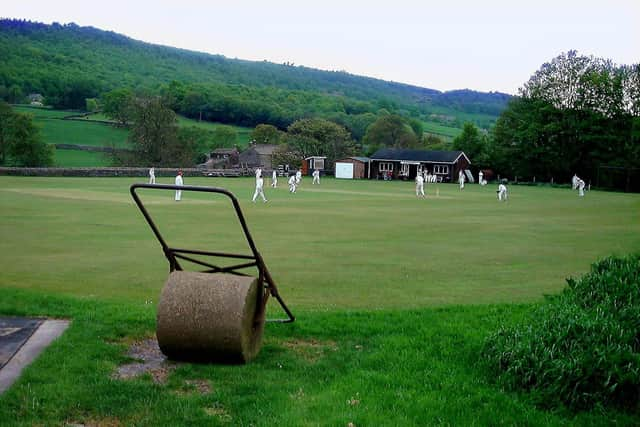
334,157,370,179
210,147,239,161
238,144,278,169
369,149,471,181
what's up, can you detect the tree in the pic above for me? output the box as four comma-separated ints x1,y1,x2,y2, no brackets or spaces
452,122,488,167
286,118,355,167
127,97,180,166
271,143,303,169
177,126,215,164
0,101,12,164
250,124,282,144
85,98,100,112
491,51,640,184
362,114,418,149
407,118,424,144
212,126,237,148
0,102,53,167
102,88,135,126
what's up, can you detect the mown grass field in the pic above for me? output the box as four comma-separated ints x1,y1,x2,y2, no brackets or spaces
0,177,638,425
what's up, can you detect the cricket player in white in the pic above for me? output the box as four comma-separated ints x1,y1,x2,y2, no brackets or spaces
415,174,425,197
149,167,155,184
459,170,465,189
572,174,579,190
252,173,267,203
288,174,297,193
271,170,277,188
295,170,302,185
497,183,508,201
175,171,183,201
478,170,483,185
577,178,585,196
312,169,320,184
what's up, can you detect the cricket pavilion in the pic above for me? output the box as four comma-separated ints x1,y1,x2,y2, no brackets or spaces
369,148,471,182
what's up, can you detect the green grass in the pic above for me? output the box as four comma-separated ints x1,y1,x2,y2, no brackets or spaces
36,119,129,148
12,105,130,163
176,115,254,147
12,107,255,167
421,120,462,139
1,177,639,308
2,289,636,426
0,177,639,425
52,149,114,167
11,104,76,119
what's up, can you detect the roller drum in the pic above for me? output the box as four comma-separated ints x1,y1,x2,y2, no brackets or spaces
156,271,264,363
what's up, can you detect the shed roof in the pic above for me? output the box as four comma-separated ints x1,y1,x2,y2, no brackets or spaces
336,156,370,163
370,149,470,164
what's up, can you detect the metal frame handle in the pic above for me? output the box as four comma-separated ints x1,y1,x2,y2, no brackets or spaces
130,183,295,323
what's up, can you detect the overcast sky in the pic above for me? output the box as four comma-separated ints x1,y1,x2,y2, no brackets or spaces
3,1,639,94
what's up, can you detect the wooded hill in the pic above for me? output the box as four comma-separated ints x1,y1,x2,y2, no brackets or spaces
0,19,510,134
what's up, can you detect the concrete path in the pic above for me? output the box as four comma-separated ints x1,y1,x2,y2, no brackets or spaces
0,319,70,394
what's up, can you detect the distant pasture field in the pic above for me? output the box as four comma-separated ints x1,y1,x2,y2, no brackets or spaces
1,176,638,309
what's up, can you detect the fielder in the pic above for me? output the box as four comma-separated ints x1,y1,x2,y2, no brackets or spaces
312,169,320,185
295,170,302,185
288,174,297,193
497,182,508,201
572,174,579,190
271,169,278,188
577,178,585,197
175,171,183,201
459,170,465,190
415,173,425,197
149,167,156,184
252,172,268,203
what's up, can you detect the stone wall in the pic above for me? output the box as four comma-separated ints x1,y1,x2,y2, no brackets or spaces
0,167,205,177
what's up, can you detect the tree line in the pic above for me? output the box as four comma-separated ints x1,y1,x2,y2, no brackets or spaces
0,19,508,130
2,43,638,193
452,51,639,190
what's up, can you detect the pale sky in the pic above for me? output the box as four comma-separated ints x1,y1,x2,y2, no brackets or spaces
3,1,639,94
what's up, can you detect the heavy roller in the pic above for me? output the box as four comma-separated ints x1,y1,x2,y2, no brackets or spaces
130,183,294,363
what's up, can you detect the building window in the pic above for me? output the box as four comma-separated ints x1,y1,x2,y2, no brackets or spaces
313,158,325,170
434,164,449,174
379,162,393,172
400,163,410,176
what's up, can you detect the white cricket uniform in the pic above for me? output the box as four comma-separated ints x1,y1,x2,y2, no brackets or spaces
312,170,320,184
149,168,155,184
252,177,267,202
578,179,585,196
478,171,483,185
288,175,297,193
497,183,507,201
175,174,183,201
271,170,277,188
572,174,578,190
295,171,302,185
459,172,465,189
415,175,425,197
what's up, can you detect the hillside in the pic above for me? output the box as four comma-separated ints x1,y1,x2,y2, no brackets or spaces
0,19,510,134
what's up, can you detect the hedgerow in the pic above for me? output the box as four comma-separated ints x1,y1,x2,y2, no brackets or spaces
482,254,640,410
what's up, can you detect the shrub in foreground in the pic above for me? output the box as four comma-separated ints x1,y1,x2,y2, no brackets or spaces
482,254,640,410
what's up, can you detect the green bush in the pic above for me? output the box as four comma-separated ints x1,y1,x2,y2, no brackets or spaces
482,254,640,410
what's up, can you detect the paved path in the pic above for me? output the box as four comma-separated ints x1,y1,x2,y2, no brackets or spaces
0,318,70,394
